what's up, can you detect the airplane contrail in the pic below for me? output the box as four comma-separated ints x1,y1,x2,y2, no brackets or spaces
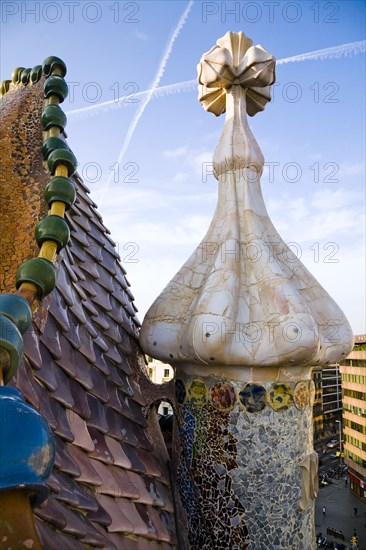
277,39,365,64
66,40,365,120
66,80,197,118
106,0,193,184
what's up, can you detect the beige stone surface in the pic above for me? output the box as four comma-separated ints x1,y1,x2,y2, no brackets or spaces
141,31,353,375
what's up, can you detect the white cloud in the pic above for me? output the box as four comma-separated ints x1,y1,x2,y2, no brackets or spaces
339,162,365,177
134,30,149,41
172,171,188,182
300,243,365,334
308,153,323,160
311,188,359,211
190,150,214,177
96,187,163,214
160,142,216,181
163,146,188,158
287,197,309,221
199,130,221,143
270,189,364,245
115,213,211,248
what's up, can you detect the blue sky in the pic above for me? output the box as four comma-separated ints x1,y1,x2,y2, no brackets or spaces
1,0,365,333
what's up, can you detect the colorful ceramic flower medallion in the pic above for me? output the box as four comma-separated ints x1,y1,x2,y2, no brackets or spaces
210,382,236,411
188,379,208,407
268,383,293,412
175,379,186,404
239,383,267,413
293,381,309,410
309,380,316,406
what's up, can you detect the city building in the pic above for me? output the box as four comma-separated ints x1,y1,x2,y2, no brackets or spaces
312,363,342,442
312,366,324,441
340,334,366,502
146,356,174,415
322,363,343,430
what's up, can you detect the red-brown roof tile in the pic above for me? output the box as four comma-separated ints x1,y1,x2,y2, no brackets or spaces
53,435,81,477
117,499,149,537
15,356,40,409
53,470,98,511
66,410,95,451
97,495,134,534
104,435,132,469
67,444,103,486
37,520,89,550
88,427,114,463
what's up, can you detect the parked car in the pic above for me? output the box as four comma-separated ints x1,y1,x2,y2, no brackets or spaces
327,439,338,448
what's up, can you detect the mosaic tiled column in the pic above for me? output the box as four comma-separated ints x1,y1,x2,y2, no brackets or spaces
173,370,317,549
140,31,353,549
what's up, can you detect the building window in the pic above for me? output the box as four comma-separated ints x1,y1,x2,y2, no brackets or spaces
164,368,170,378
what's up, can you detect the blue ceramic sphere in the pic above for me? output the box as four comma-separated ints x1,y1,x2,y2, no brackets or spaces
0,387,55,506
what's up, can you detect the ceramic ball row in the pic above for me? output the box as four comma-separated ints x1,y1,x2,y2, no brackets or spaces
16,56,75,300
1,56,67,97
0,56,75,384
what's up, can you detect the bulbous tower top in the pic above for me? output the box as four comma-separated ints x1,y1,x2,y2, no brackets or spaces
140,31,353,376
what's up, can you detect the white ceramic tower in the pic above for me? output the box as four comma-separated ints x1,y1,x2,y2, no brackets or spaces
140,32,353,550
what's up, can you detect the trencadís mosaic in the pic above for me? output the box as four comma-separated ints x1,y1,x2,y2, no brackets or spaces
175,378,314,414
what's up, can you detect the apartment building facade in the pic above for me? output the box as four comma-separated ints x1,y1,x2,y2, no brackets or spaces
146,356,174,415
312,363,342,442
340,334,366,502
322,363,343,429
312,366,324,441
